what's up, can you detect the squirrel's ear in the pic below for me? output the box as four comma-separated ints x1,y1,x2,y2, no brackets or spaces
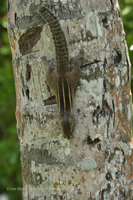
65,61,81,91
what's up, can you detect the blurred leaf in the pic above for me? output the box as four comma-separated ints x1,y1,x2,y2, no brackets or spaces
2,31,10,44
125,0,133,3
0,45,11,55
1,20,7,28
130,45,133,50
121,5,132,15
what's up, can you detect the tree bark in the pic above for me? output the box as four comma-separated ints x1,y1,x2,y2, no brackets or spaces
7,0,133,199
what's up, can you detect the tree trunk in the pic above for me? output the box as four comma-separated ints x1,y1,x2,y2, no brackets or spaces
7,0,133,199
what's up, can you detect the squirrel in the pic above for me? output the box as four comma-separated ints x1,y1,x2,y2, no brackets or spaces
38,6,80,139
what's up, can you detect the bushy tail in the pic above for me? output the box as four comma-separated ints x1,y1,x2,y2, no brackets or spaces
38,6,68,74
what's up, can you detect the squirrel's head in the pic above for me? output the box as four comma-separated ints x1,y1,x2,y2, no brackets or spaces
61,114,73,139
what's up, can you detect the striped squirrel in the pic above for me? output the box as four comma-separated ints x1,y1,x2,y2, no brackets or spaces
38,6,80,139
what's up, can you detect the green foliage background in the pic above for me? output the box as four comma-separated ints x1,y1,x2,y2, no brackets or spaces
0,0,132,199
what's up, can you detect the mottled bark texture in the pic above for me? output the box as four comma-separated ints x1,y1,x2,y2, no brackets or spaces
7,0,133,199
